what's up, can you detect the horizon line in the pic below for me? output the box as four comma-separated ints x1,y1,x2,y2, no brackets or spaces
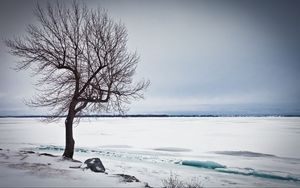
0,114,300,118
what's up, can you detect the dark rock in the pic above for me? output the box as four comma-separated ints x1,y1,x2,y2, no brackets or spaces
116,174,140,183
84,158,105,173
0,148,2,150
39,153,57,157
144,182,153,188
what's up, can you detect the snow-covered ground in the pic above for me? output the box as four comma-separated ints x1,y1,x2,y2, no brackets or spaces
0,149,145,187
0,117,300,187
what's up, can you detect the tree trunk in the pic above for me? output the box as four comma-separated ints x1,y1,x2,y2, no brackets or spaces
63,104,76,159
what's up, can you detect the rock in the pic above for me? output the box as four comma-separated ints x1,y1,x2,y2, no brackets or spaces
116,174,140,182
39,153,57,157
83,158,105,173
144,182,153,188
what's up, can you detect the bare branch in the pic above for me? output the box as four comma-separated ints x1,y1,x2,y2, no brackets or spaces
6,0,149,120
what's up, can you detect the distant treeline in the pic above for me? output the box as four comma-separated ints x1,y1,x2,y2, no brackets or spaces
0,114,300,118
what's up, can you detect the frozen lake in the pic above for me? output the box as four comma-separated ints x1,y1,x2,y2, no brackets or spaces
0,117,300,187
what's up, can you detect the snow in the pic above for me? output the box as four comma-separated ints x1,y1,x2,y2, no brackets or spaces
1,117,300,187
0,149,144,187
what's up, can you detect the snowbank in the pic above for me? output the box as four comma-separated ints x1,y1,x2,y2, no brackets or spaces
0,148,146,187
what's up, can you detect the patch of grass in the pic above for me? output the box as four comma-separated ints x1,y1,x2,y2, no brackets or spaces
162,172,203,188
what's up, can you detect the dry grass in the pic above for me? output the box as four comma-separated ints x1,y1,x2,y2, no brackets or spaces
162,172,203,188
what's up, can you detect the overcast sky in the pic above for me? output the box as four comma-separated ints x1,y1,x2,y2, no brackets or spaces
1,0,300,115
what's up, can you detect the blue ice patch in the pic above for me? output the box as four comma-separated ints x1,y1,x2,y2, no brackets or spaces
181,160,226,169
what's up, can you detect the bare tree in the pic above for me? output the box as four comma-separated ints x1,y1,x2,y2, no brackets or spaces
5,1,149,159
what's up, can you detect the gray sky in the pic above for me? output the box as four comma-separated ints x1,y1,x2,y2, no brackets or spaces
1,0,300,115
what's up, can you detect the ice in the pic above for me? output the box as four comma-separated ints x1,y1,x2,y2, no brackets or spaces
215,167,299,181
180,160,299,182
182,160,226,169
213,151,276,157
153,147,192,152
1,117,300,187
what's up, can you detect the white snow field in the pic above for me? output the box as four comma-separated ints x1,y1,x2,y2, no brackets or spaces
0,117,300,187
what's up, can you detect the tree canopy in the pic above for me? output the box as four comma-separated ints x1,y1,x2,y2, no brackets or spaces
6,1,149,120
